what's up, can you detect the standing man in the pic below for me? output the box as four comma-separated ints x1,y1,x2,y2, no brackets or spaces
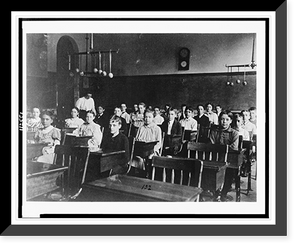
75,92,96,119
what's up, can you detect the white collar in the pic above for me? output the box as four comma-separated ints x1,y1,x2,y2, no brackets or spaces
41,125,54,133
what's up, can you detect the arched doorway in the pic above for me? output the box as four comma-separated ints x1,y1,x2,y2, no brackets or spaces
56,36,79,126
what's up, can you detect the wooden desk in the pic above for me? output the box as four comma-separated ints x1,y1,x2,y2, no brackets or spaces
63,134,92,146
76,174,201,202
201,161,228,194
27,143,47,160
84,150,126,183
27,161,68,200
133,141,157,158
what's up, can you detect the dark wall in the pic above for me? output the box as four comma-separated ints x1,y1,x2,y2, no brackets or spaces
26,73,56,111
86,71,256,112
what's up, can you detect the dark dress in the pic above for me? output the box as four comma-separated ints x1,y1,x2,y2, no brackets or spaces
194,114,210,127
194,114,210,142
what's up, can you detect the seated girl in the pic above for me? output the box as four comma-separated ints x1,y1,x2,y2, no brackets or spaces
131,109,162,176
209,110,239,201
27,107,43,131
77,111,103,151
34,111,61,163
64,107,84,129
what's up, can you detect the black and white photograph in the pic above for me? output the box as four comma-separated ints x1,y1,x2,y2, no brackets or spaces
7,7,288,237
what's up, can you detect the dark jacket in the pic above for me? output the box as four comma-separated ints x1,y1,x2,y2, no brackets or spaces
161,119,183,152
101,132,130,165
94,112,109,130
161,119,182,137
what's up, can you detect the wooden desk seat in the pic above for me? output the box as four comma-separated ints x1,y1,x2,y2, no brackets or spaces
26,161,68,200
187,142,229,200
128,138,157,173
53,145,90,200
85,150,126,182
27,143,47,160
76,174,201,202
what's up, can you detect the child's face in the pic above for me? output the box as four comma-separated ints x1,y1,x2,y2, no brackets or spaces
71,108,79,118
144,112,154,125
206,104,213,112
236,116,243,128
85,93,92,99
121,104,126,112
134,104,138,111
185,109,193,118
138,105,145,114
114,108,122,117
154,108,160,116
32,108,40,118
250,110,256,120
220,114,232,130
98,106,104,114
168,110,176,121
109,121,121,135
243,111,250,122
197,106,205,115
216,106,222,113
41,114,53,128
86,113,95,123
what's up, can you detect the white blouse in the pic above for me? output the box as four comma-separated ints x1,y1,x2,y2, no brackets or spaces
78,122,102,148
65,117,85,128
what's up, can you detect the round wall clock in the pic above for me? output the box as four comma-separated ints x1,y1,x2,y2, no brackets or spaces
179,48,189,58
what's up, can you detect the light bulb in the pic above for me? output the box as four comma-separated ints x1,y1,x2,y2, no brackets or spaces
102,71,107,76
243,81,247,86
93,68,98,73
230,82,234,86
98,69,102,75
75,68,80,73
108,73,113,78
236,79,241,84
69,72,74,77
79,71,84,76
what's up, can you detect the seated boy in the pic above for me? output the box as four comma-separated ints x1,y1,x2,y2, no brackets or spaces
179,106,198,141
112,106,128,135
101,116,130,175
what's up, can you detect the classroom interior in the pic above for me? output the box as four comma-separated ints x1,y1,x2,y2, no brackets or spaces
25,33,257,203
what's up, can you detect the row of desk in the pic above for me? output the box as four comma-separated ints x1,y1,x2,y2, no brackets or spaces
26,152,227,202
26,132,230,202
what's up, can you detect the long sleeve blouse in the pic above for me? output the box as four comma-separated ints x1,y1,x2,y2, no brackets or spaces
135,122,162,154
78,122,103,148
